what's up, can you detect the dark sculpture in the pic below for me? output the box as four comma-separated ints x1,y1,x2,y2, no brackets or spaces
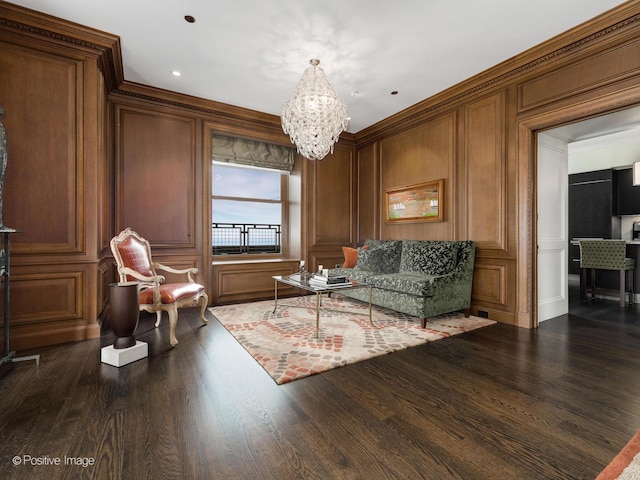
0,106,6,228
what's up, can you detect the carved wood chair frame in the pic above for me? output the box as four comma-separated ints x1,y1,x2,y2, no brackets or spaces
110,227,209,346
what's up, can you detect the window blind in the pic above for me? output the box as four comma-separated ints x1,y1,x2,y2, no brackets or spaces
211,135,294,172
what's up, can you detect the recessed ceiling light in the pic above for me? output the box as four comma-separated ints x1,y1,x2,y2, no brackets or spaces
184,15,195,23
172,70,182,77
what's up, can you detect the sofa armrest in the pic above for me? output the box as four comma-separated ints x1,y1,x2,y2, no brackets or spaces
435,241,475,283
427,241,475,306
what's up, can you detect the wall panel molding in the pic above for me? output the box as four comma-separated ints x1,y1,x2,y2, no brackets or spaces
307,146,356,248
472,264,507,305
212,261,299,305
464,92,508,252
471,258,517,325
1,45,85,255
356,143,380,244
519,39,640,111
115,105,198,249
11,272,82,324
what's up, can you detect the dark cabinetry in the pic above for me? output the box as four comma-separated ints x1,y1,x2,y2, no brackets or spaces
568,169,620,275
614,167,640,215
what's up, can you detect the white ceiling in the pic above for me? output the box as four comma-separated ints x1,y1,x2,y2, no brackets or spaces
548,107,640,143
7,0,631,133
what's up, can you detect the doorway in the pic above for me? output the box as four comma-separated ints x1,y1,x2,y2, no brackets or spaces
536,106,640,322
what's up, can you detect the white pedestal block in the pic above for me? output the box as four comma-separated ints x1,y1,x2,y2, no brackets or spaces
101,341,148,367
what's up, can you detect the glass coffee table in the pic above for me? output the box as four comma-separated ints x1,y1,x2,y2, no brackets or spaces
272,274,373,338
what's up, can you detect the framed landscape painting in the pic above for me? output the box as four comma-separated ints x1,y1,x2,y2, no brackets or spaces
384,179,444,223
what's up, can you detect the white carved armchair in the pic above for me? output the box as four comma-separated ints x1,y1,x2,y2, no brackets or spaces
110,228,209,346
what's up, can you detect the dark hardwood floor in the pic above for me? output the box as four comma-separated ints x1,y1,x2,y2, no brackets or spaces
1,286,640,479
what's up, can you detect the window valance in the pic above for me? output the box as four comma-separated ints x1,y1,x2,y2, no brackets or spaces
211,135,294,172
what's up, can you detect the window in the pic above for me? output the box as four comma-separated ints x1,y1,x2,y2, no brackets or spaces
212,162,287,256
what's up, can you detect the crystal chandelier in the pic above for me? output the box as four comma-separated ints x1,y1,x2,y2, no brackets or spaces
281,59,349,160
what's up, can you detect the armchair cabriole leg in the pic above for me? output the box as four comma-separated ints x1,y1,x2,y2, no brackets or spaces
199,294,209,324
168,305,179,347
155,311,162,328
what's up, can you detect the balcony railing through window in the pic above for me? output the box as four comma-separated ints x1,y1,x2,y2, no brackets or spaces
212,223,281,255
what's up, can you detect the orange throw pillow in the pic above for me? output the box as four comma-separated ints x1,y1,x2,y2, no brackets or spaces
342,245,367,268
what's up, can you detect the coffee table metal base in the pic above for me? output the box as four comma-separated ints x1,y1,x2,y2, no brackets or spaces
272,277,373,338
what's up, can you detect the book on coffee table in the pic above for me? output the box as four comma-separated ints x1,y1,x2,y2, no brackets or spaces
308,279,353,289
308,279,351,289
309,274,349,285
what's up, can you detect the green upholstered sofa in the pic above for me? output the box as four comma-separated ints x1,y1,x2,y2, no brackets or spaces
330,239,475,328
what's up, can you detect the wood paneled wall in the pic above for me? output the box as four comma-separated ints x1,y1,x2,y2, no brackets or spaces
115,106,199,247
2,2,640,348
0,4,119,349
356,143,379,243
464,92,518,322
354,2,640,326
379,113,456,241
212,261,300,305
113,105,205,287
356,97,518,322
302,143,357,272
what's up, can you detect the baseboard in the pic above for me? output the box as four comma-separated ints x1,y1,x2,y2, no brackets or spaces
583,287,637,304
5,323,101,351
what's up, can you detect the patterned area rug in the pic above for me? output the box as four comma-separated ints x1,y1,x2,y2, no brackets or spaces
209,295,495,384
597,428,640,480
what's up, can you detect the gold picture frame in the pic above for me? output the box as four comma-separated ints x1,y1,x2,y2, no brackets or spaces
384,179,444,223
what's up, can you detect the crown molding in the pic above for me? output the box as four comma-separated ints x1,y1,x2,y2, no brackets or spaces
355,2,640,146
111,80,356,148
0,2,123,90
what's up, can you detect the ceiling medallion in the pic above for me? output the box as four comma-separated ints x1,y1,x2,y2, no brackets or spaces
281,59,349,160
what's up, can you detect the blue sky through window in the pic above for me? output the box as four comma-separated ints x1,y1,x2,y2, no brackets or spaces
212,163,282,225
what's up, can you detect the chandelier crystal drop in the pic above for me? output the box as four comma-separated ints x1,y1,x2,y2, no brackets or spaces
281,59,349,160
